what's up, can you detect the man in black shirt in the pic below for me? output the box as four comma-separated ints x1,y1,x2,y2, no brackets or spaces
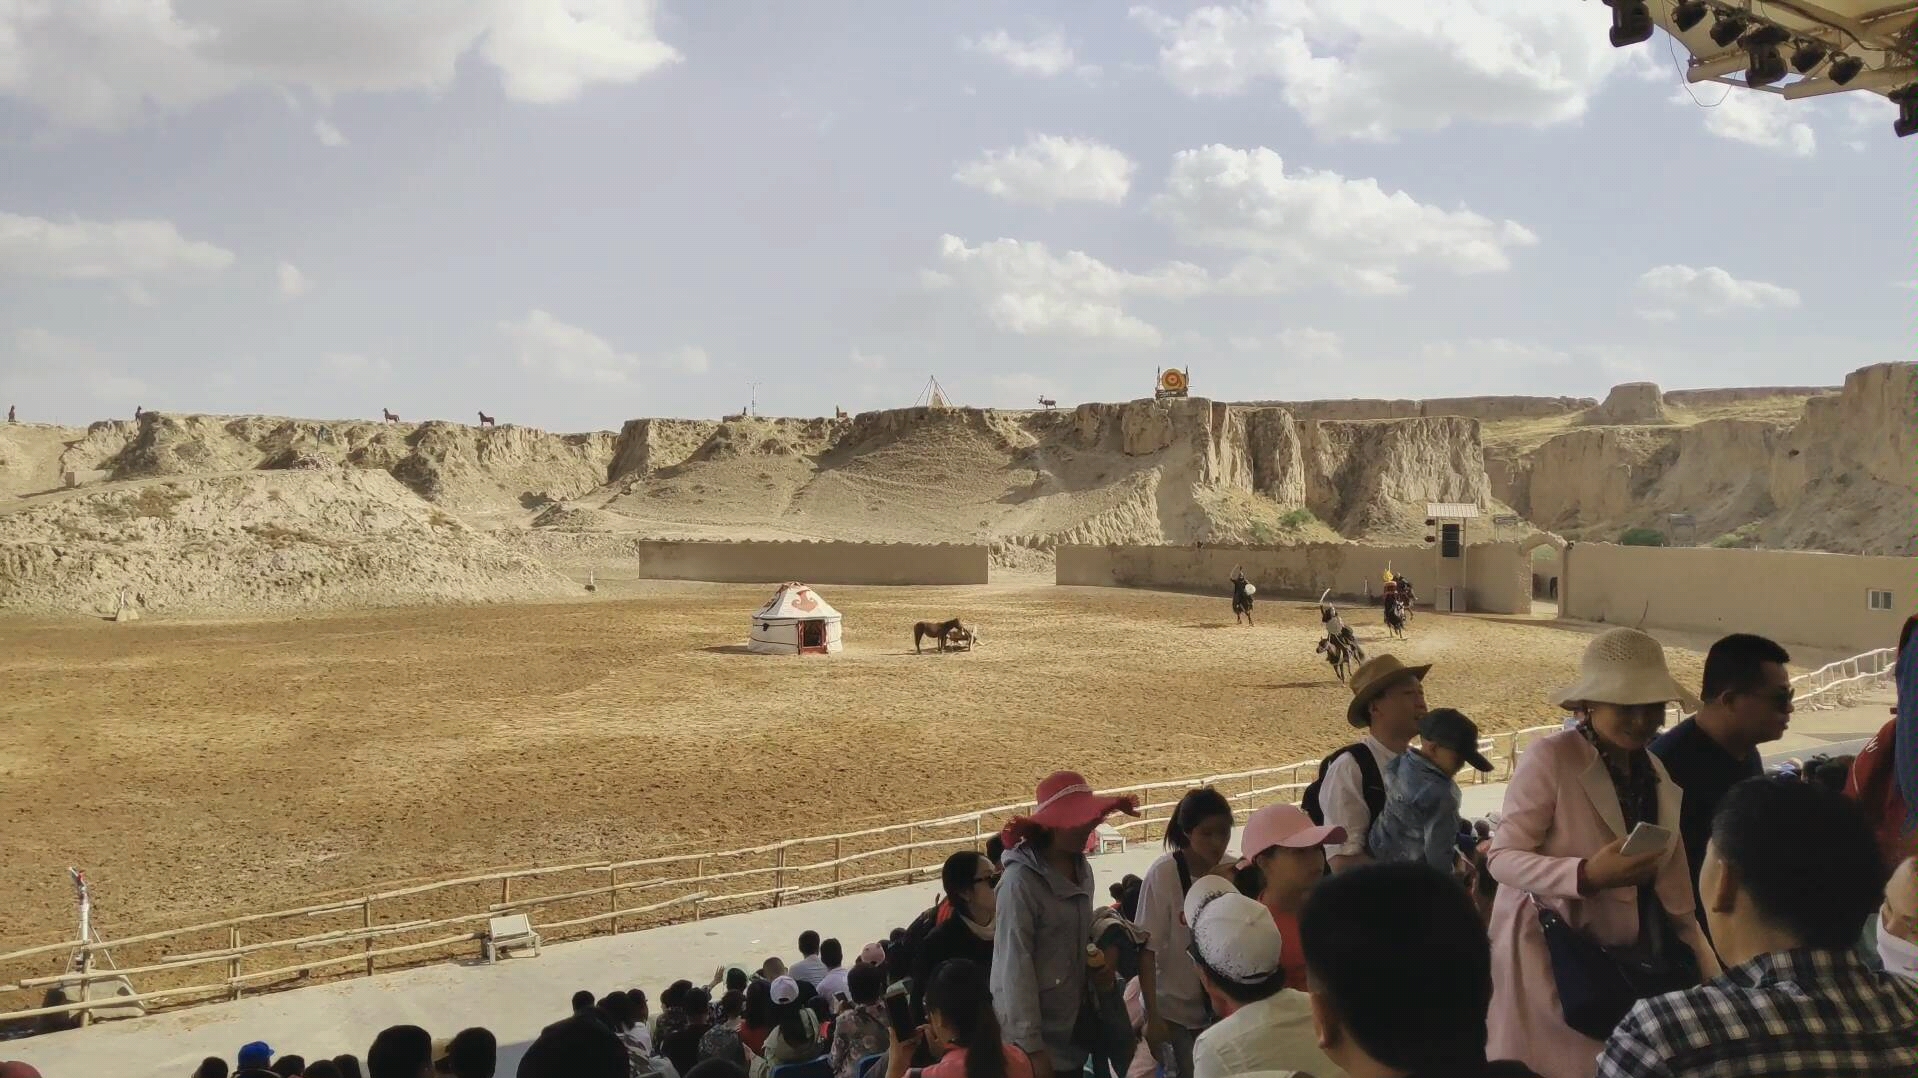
1651,633,1793,930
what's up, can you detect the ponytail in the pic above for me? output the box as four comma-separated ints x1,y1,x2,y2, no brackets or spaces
1163,786,1232,851
923,960,1006,1078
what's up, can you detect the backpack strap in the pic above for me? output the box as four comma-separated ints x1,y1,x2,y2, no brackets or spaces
1352,743,1387,821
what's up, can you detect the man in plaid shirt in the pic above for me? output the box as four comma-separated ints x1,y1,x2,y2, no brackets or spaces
1597,778,1917,1078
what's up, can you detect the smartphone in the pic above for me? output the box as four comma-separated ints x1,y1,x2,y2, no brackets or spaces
884,979,915,1039
1620,822,1674,858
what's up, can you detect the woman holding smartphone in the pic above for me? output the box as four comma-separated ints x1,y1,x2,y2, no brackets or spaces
886,959,1031,1078
1485,628,1721,1078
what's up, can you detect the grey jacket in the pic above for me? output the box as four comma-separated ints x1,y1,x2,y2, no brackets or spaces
1369,748,1463,873
990,840,1095,1071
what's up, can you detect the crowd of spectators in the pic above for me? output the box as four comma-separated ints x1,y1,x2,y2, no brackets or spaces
4,622,1915,1078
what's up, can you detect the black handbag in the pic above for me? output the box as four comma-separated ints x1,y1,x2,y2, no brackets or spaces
1530,888,1702,1041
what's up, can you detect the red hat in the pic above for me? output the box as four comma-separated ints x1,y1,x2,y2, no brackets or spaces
1029,771,1138,830
0,1063,45,1078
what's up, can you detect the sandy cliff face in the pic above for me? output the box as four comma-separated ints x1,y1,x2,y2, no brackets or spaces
1298,417,1490,534
1763,363,1917,555
0,469,577,615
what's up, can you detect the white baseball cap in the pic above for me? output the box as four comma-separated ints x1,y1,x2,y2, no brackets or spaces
770,975,800,1005
1185,880,1285,986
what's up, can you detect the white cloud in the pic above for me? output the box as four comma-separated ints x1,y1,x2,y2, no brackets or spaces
1421,337,1571,370
955,135,1136,207
313,118,348,147
498,311,706,385
0,212,235,284
990,372,1059,403
322,351,393,378
278,261,312,299
959,29,1096,78
0,0,682,131
501,309,641,385
850,348,887,371
935,235,1209,346
1635,265,1801,320
1277,327,1344,364
1678,88,1815,157
4,328,147,402
660,345,709,373
1153,145,1537,295
1130,0,1623,140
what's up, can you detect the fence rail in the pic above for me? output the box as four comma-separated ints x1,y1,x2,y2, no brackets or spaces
1,645,1891,1029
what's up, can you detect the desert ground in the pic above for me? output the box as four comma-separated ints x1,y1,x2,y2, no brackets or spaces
0,578,1676,950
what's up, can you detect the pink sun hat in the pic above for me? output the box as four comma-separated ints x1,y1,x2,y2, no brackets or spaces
1235,803,1346,870
1028,771,1139,830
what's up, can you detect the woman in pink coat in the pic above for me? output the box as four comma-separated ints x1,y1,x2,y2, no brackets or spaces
1485,628,1722,1078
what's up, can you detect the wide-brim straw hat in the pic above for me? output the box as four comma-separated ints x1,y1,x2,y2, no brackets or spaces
1346,654,1433,728
1550,627,1701,711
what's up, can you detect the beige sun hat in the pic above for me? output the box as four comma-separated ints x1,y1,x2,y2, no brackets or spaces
1550,627,1701,711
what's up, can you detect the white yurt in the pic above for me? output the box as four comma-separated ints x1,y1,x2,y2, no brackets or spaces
749,582,844,655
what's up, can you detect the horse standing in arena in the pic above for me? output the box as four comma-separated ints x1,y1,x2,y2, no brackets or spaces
1230,565,1255,626
914,618,976,654
477,411,496,429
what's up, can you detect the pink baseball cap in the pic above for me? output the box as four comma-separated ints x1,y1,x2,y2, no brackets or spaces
1235,804,1346,869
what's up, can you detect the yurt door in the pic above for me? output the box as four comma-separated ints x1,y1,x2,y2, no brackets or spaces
799,620,826,652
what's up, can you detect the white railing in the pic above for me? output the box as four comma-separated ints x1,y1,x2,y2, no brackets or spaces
1791,647,1896,708
3,645,1893,1029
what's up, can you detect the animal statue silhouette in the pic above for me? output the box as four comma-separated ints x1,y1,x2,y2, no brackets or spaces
477,411,496,429
5,405,13,423
835,407,848,419
1038,396,1057,409
383,408,400,423
134,406,144,420
913,618,976,654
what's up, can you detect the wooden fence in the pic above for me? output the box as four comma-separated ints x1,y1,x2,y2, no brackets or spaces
0,717,1628,1029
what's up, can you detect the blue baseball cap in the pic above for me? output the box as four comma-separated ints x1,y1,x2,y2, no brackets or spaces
238,1042,273,1068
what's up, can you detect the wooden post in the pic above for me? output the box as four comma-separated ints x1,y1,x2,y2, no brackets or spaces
906,825,916,880
501,877,512,907
774,846,788,908
229,928,242,1001
77,948,94,1028
974,814,983,853
694,857,706,922
833,838,843,897
361,900,374,977
608,867,619,936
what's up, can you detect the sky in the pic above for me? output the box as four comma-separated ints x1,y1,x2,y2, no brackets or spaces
0,0,1911,432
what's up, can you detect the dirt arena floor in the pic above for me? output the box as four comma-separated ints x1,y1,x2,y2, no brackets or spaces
0,579,1703,949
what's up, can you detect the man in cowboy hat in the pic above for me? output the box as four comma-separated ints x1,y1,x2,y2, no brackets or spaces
1310,655,1430,873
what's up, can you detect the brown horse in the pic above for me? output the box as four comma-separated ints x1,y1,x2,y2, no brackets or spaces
477,411,496,429
383,408,400,423
913,618,974,654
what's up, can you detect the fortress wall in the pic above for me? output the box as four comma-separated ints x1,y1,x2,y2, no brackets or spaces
628,540,989,585
1055,542,1530,614
1561,543,1911,652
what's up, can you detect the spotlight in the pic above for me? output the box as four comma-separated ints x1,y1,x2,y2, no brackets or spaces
1605,0,1654,47
1790,42,1828,74
1828,54,1864,85
1741,25,1790,87
1892,84,1918,138
1672,1,1710,33
1710,12,1749,47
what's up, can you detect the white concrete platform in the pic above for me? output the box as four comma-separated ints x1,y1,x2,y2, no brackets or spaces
9,691,1890,1078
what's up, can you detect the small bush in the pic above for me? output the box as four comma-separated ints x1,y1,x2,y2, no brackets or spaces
1619,527,1667,547
1279,508,1316,529
1710,523,1761,549
1248,521,1276,545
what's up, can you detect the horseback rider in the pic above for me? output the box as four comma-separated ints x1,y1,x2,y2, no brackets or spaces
1230,565,1255,625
